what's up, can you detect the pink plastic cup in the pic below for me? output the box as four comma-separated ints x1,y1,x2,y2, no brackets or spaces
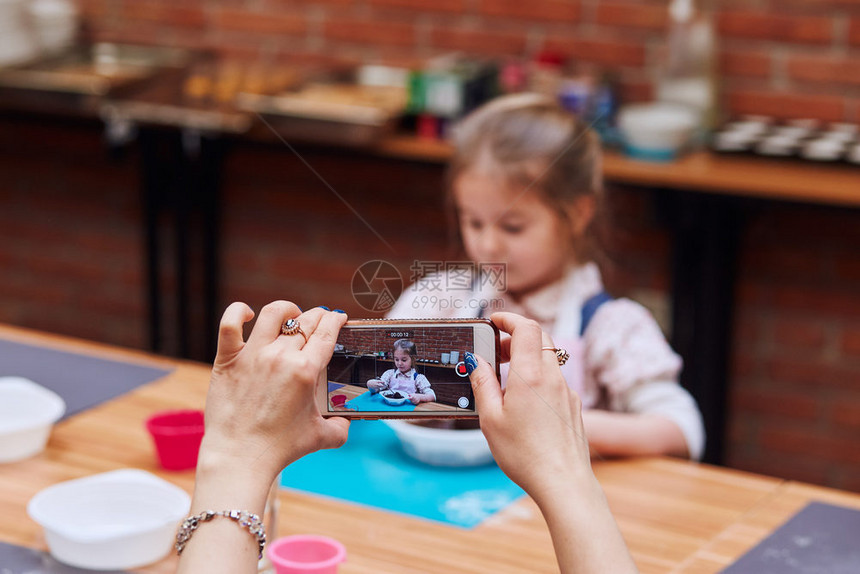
267,535,347,574
330,394,347,408
145,409,205,471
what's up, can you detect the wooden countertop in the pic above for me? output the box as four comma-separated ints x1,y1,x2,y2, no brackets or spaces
374,136,860,208
2,324,860,573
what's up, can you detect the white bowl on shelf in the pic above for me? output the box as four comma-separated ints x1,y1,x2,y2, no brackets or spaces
383,420,493,467
617,102,699,161
27,469,190,570
0,377,66,463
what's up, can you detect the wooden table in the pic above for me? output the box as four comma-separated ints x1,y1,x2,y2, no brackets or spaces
2,324,859,573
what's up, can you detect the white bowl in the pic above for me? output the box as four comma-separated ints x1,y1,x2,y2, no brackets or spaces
27,469,191,570
380,390,409,406
383,420,494,467
617,102,699,160
0,377,66,463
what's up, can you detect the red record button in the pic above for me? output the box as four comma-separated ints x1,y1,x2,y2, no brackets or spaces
455,361,469,377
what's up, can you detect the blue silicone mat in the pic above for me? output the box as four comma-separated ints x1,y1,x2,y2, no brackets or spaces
0,339,173,420
345,390,417,412
280,420,524,528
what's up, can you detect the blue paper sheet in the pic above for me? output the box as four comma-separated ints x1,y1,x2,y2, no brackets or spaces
327,382,345,393
280,420,524,528
345,390,417,412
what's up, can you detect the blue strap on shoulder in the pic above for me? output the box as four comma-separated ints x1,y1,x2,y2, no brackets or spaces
580,291,613,336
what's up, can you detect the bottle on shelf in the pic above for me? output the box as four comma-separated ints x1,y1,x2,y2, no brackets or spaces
655,0,718,143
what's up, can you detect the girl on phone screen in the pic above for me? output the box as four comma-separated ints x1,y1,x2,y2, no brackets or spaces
367,339,436,405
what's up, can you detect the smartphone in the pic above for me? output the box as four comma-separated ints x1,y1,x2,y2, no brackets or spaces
321,319,500,419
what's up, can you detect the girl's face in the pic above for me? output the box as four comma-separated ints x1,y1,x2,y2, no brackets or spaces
454,168,570,297
393,348,412,373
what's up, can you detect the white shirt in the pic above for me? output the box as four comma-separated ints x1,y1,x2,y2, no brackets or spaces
387,262,706,460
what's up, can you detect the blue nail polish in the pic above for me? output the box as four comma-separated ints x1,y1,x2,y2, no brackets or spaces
319,305,330,311
296,305,302,312
333,309,346,314
464,352,478,375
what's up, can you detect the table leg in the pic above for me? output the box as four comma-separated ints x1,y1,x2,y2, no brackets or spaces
665,191,744,465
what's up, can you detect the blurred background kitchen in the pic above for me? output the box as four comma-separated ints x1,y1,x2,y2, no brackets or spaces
1,0,859,493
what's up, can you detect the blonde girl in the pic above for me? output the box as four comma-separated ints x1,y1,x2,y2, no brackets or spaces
388,94,705,459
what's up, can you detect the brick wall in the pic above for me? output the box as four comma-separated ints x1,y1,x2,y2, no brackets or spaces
0,114,147,349
77,0,860,122
336,326,473,360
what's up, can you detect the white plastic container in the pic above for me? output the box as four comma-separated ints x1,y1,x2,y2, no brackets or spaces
383,420,493,467
0,377,66,463
27,469,191,570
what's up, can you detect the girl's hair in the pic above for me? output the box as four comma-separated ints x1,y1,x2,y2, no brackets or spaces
446,93,604,261
392,339,417,361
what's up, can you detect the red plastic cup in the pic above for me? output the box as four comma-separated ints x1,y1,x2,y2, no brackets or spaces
145,409,205,471
267,535,346,574
330,394,347,408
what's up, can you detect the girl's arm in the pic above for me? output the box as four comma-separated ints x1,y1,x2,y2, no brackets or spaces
585,300,705,460
582,409,689,458
368,369,392,392
411,374,436,403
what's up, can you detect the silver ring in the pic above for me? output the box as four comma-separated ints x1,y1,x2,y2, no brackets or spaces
280,318,307,342
542,347,569,366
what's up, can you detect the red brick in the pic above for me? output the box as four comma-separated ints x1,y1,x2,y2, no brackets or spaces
121,1,206,29
720,50,771,78
835,255,860,285
324,17,416,47
481,0,580,23
731,387,820,420
92,24,171,45
726,89,846,122
213,9,307,35
842,327,860,357
741,246,826,281
612,78,652,104
759,426,860,464
766,358,860,390
772,318,828,351
771,286,860,319
850,19,860,46
369,0,466,12
717,11,833,44
787,55,860,86
731,353,758,378
832,402,860,431
595,1,667,29
727,453,830,485
542,36,646,67
430,27,527,56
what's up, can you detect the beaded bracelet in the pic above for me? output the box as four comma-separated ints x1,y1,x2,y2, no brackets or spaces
175,510,266,559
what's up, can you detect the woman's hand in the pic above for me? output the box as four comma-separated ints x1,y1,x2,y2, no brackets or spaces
467,312,593,503
198,301,350,483
467,312,638,574
178,301,350,574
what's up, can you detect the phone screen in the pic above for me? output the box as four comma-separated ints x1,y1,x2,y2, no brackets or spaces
327,325,477,414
